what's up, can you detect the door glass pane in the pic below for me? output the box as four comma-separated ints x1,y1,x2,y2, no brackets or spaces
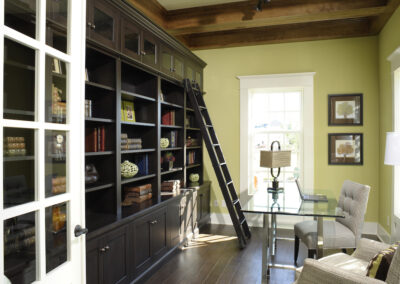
46,0,68,53
3,128,35,208
94,7,114,41
5,0,36,39
144,39,156,65
3,39,35,121
174,57,184,78
186,66,194,82
45,55,67,124
161,50,172,71
46,202,67,273
124,27,139,55
4,211,36,283
195,71,201,85
45,130,67,197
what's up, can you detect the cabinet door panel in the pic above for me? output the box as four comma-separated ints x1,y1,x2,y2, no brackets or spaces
141,32,158,69
160,45,173,76
167,198,181,248
103,227,129,284
150,209,167,258
133,217,151,272
173,54,184,80
86,238,101,284
90,0,119,50
121,17,141,61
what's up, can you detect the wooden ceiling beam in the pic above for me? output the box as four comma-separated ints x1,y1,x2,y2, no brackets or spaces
182,19,371,50
168,6,386,36
165,0,386,31
126,0,168,27
370,0,400,33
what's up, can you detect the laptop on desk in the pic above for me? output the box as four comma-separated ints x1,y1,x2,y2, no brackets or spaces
295,179,328,202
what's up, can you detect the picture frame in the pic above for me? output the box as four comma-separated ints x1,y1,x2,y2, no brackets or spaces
328,133,363,165
123,101,135,122
328,94,363,126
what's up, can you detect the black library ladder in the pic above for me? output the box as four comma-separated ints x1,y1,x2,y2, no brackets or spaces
184,79,251,248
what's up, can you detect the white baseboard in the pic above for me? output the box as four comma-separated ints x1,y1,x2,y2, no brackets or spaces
211,213,384,237
377,224,391,243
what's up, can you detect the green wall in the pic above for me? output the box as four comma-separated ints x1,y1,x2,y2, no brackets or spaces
378,6,400,233
194,36,381,223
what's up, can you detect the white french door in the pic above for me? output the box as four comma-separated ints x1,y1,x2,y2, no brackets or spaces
0,0,86,283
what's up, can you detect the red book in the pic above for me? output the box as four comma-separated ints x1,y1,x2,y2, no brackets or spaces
93,127,98,152
162,112,169,125
85,129,93,152
100,126,105,151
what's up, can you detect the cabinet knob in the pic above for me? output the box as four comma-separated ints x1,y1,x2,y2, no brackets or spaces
172,68,176,72
150,220,158,225
74,225,88,237
87,22,92,28
92,24,96,30
105,245,110,251
141,50,147,56
100,247,106,252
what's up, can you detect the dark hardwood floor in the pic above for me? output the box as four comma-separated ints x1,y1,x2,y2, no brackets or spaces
144,224,309,284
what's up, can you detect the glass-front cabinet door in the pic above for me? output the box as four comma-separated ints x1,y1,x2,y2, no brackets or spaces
141,32,158,69
121,16,141,61
1,0,86,283
87,0,120,50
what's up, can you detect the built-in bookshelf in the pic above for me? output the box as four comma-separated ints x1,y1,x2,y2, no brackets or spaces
83,44,206,232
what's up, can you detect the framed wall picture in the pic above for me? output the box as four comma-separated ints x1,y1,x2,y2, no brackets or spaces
328,94,363,126
328,133,363,165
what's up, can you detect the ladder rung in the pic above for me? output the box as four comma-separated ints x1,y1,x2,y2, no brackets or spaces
233,199,240,205
240,217,246,225
213,144,220,147
226,180,233,186
199,106,206,109
220,162,226,166
206,125,213,128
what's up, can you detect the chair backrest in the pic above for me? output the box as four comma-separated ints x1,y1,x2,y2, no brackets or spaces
386,246,400,284
335,180,370,245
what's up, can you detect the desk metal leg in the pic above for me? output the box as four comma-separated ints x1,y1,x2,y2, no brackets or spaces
271,214,277,256
262,214,270,280
316,216,324,259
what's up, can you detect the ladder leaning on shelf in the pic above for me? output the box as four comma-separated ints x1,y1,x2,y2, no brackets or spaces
183,78,251,249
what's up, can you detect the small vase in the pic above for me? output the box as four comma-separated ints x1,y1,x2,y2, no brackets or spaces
168,161,173,170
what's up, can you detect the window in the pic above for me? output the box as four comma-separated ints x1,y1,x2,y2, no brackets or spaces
239,73,314,210
394,67,400,220
248,89,303,205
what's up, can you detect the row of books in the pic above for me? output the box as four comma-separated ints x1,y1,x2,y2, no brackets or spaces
187,151,197,165
163,130,178,148
121,133,142,150
122,183,152,206
51,84,66,116
161,179,181,196
85,126,106,152
162,110,176,125
4,224,35,255
85,99,92,118
4,137,27,156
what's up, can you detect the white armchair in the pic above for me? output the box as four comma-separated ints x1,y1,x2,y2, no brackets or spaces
294,238,400,284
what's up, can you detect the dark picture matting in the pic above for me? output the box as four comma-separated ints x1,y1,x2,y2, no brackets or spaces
328,133,363,165
328,94,363,126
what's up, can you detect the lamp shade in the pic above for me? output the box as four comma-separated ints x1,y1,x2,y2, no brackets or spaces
260,150,291,168
384,132,400,165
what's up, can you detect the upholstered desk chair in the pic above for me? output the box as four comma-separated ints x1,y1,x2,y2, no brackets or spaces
294,238,400,284
294,180,370,265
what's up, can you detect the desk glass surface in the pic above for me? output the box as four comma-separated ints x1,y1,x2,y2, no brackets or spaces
241,190,344,218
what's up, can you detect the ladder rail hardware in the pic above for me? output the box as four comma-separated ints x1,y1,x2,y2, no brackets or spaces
183,79,251,249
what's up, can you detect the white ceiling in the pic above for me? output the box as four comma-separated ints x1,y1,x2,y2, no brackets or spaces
157,0,246,10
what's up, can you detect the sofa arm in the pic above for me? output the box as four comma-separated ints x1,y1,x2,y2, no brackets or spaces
352,238,390,262
295,259,385,284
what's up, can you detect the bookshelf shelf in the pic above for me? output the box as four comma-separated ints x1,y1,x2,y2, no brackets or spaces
86,183,114,193
186,127,200,131
4,109,35,117
51,72,66,79
121,121,156,127
5,60,35,71
186,107,194,112
161,125,182,129
85,117,115,123
161,147,182,151
121,149,156,154
121,90,156,102
187,146,202,150
186,163,201,169
85,151,114,156
85,81,116,91
3,155,35,162
121,174,156,185
160,168,183,175
161,101,184,109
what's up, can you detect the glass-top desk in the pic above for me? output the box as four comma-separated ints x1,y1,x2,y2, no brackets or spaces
241,190,344,281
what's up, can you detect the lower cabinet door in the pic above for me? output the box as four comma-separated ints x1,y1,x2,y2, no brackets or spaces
86,237,101,284
132,214,152,277
167,197,181,248
150,207,167,259
102,226,129,284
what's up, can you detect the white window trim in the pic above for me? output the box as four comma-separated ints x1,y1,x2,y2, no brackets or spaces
238,73,315,205
388,46,400,240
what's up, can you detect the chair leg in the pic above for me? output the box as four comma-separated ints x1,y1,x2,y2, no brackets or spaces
308,249,316,259
294,235,299,266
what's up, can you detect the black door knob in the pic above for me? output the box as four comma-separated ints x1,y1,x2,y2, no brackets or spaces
74,225,88,237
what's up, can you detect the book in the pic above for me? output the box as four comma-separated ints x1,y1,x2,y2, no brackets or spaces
121,144,142,150
123,101,135,122
100,126,105,152
121,133,128,139
125,187,152,197
130,193,152,204
125,184,152,193
134,154,148,175
121,138,142,144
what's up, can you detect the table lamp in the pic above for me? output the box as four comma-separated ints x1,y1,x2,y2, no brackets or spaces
385,132,400,166
260,141,291,192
